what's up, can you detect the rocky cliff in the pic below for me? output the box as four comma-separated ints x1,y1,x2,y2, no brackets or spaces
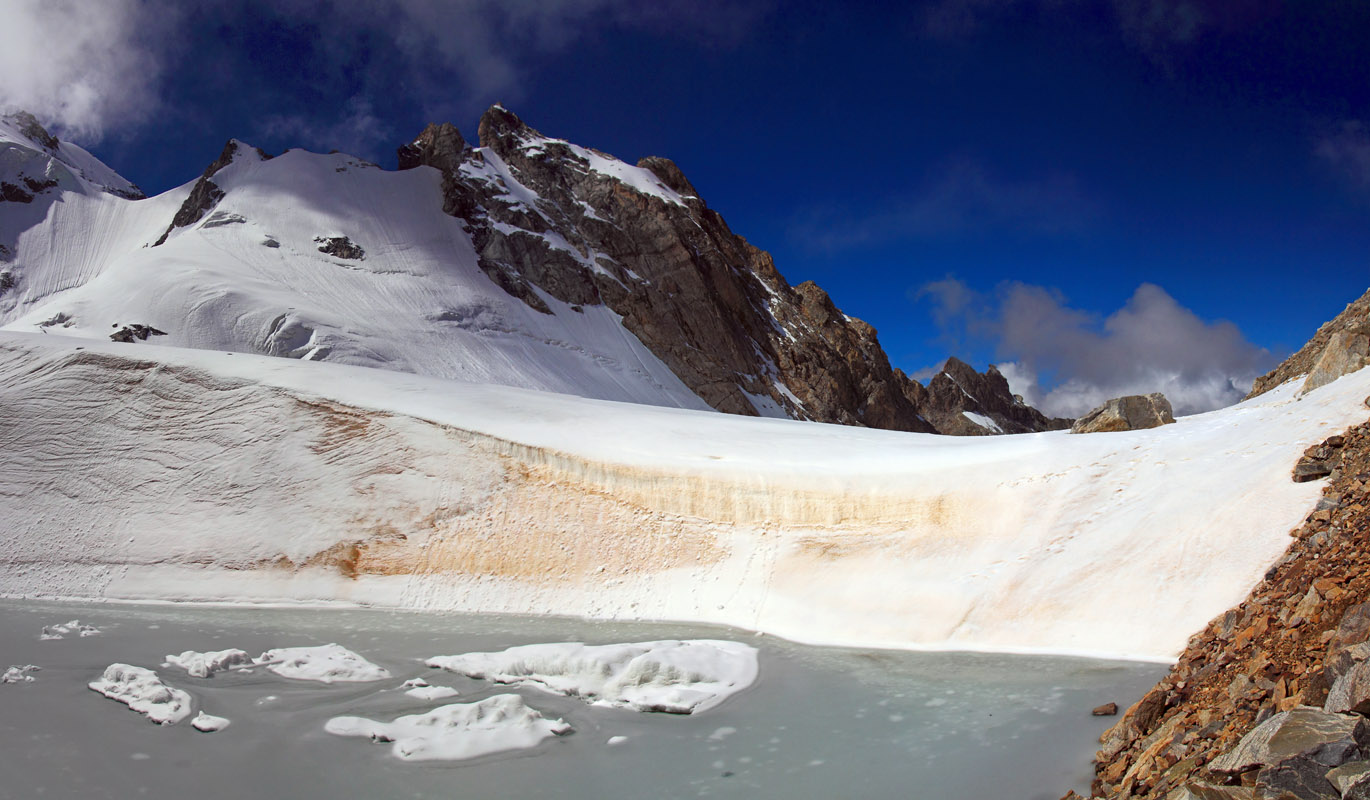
393,106,1060,435
1249,289,1370,400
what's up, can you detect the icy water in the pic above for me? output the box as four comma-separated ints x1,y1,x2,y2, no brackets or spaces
0,599,1165,800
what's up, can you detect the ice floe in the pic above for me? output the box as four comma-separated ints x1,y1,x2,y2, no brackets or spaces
325,694,571,761
40,620,100,640
3,665,40,683
426,639,759,714
191,711,231,732
164,648,254,678
88,664,192,724
400,676,461,700
256,644,390,683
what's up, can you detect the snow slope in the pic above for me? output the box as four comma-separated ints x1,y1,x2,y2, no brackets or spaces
1,332,1365,661
0,121,708,411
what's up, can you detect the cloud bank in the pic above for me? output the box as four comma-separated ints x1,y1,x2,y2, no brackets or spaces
0,0,169,142
915,279,1276,417
0,0,769,148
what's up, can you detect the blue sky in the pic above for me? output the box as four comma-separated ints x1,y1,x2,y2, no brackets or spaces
5,0,1368,413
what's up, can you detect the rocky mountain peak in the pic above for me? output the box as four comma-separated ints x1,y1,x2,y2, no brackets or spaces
476,104,531,151
921,357,1072,435
637,156,697,197
396,122,468,172
6,111,58,151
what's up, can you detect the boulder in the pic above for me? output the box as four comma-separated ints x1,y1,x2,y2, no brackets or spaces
1327,761,1370,800
1093,702,1119,716
1326,660,1370,715
1070,393,1176,434
1208,706,1367,777
1255,757,1340,800
1303,331,1370,395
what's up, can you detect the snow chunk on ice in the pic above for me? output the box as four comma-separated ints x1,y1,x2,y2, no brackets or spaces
256,644,390,683
607,735,628,746
3,665,40,683
325,694,570,761
88,664,192,725
425,639,759,714
164,649,253,678
40,620,99,639
405,685,460,701
191,711,230,732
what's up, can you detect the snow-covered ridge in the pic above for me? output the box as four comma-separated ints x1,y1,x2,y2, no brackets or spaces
2,333,1367,661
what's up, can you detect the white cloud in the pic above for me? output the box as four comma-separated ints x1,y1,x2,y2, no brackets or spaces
0,0,170,142
915,279,1275,417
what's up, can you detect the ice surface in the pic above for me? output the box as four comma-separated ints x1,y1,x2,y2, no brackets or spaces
165,649,253,678
191,711,230,732
324,694,571,761
88,663,192,724
3,665,40,683
426,640,759,714
256,644,390,683
39,620,99,639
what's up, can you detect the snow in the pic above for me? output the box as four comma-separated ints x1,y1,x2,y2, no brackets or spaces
962,411,1003,433
606,735,628,746
324,694,571,761
40,620,99,639
3,329,1370,661
3,665,39,683
0,132,710,414
426,640,759,714
256,644,390,683
88,664,192,724
405,685,460,701
164,649,253,678
191,711,230,732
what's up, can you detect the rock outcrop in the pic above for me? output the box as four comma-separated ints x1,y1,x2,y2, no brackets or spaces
915,357,1072,435
1070,393,1176,434
1250,289,1370,399
390,106,1065,434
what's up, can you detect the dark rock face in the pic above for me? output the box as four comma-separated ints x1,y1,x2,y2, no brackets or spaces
315,236,365,260
153,140,270,247
0,271,14,295
395,107,1063,433
109,324,167,343
12,111,59,151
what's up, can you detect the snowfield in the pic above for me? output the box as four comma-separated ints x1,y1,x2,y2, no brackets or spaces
1,332,1365,661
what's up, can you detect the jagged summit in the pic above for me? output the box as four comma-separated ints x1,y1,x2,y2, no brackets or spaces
0,104,1062,434
0,110,144,201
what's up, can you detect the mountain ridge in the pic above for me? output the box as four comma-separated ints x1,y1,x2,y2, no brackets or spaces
0,106,1062,435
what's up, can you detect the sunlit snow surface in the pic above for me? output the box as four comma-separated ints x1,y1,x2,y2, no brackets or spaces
2,333,1367,659
0,600,1166,800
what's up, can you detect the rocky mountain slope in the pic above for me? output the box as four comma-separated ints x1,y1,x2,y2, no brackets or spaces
1076,290,1370,800
0,108,1056,435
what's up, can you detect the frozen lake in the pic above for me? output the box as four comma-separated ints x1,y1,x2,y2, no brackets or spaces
0,600,1164,799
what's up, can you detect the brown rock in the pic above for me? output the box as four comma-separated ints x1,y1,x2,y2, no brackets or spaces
1070,393,1176,434
1095,702,1120,716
